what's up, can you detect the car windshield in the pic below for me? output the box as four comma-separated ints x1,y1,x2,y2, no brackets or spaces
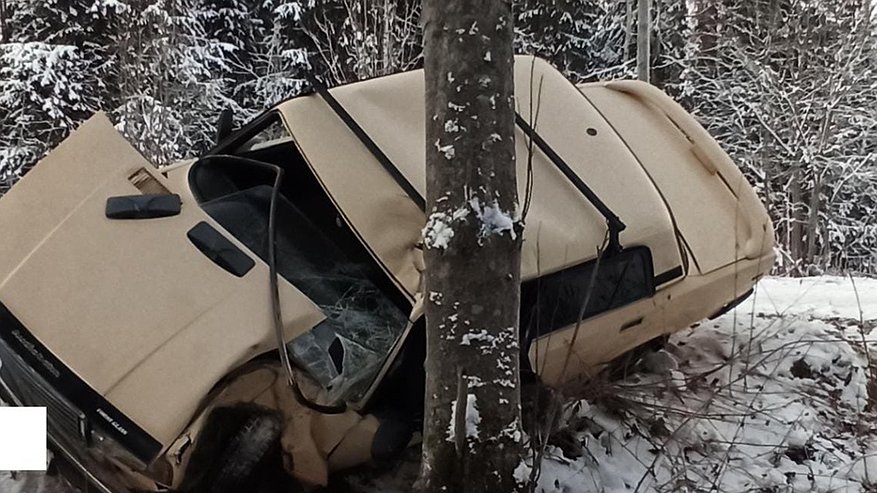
192,115,411,403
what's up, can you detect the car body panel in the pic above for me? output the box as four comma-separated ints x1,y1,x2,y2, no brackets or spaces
279,56,683,286
277,102,426,299
164,362,378,489
531,250,774,385
0,114,326,450
579,81,774,273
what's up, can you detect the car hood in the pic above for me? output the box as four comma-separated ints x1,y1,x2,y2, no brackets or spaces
0,115,325,452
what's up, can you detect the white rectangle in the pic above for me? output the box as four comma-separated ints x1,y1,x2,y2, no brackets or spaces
0,407,46,471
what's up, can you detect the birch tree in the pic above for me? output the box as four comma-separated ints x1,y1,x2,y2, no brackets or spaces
418,0,525,492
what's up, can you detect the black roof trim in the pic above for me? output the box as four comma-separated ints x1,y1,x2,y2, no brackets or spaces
515,113,626,253
308,76,426,211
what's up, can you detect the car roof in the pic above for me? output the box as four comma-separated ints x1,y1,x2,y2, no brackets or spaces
276,56,681,298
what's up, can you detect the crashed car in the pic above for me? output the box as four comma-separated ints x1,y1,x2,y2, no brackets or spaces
0,56,774,492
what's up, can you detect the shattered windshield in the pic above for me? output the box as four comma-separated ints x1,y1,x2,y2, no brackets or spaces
286,265,410,402
199,184,409,403
194,113,411,403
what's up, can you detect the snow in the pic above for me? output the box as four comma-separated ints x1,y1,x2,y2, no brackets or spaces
460,329,494,346
514,459,532,485
738,275,877,321
422,206,469,250
464,395,481,440
447,394,481,443
423,213,456,250
469,197,518,240
87,0,129,15
435,141,456,160
342,276,877,491
0,472,70,493
444,119,461,133
273,2,311,22
4,276,877,492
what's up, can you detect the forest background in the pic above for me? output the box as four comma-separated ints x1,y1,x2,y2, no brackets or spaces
0,0,875,276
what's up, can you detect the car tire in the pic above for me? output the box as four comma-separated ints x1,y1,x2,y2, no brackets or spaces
182,405,289,493
207,411,282,493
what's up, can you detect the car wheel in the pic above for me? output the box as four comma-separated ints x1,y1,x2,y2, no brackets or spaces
182,405,292,493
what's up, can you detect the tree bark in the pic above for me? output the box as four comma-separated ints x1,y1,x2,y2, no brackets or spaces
0,0,8,42
636,0,650,82
418,1,525,492
805,175,821,267
789,169,805,275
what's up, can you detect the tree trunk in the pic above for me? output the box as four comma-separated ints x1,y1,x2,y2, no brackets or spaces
0,0,8,42
418,1,525,492
805,175,821,267
789,169,805,275
624,0,633,63
693,0,718,52
636,0,650,82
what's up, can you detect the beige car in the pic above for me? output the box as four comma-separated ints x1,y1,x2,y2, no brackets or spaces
0,56,773,492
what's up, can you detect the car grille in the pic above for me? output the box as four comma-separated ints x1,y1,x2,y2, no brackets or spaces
0,337,84,444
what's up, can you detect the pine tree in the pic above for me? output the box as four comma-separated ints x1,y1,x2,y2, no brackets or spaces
513,0,630,82
237,0,312,112
112,0,240,164
0,0,123,191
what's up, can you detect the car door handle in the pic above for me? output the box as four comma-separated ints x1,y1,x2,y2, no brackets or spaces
187,222,255,277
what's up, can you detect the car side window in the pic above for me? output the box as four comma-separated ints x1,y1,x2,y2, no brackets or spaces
520,247,656,339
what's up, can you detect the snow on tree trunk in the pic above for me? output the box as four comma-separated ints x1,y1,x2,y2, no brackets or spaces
418,1,525,492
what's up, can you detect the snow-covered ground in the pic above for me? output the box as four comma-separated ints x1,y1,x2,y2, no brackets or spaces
3,276,877,492
519,275,877,493
0,471,70,493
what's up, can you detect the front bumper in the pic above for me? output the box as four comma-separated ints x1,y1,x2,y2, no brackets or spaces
0,303,163,492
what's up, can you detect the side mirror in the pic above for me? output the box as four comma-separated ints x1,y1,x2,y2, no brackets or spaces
215,109,235,144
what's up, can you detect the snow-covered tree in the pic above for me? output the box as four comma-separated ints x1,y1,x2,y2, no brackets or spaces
0,42,104,192
683,0,877,274
652,0,687,93
0,0,123,191
111,0,240,164
514,0,631,82
298,0,422,86
232,1,312,113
